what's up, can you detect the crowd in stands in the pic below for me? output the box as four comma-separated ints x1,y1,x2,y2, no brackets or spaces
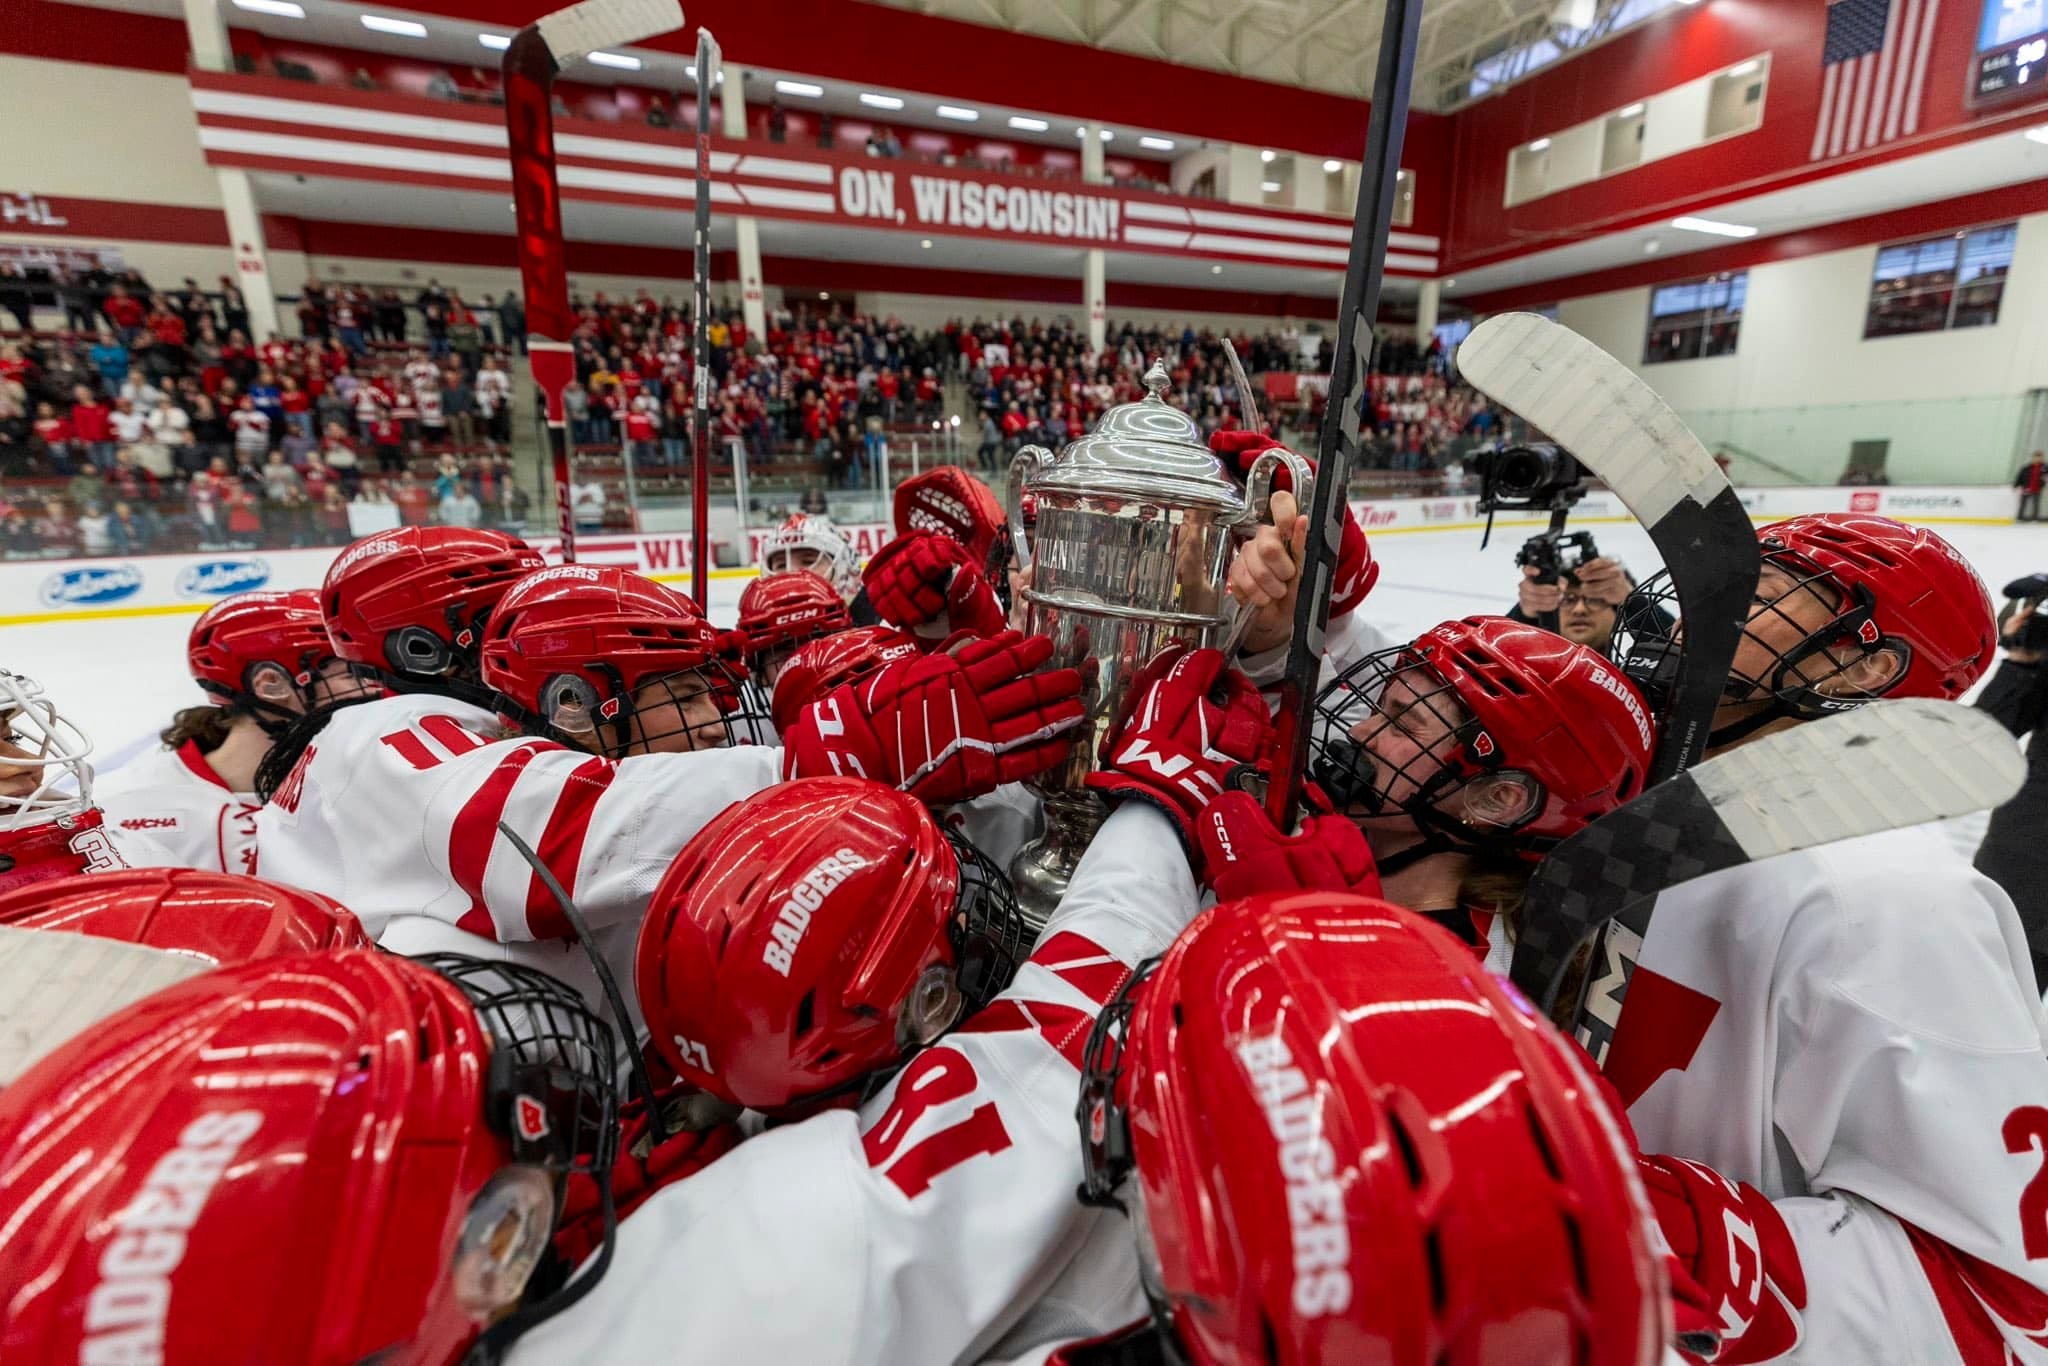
0,268,530,558
0,268,1497,556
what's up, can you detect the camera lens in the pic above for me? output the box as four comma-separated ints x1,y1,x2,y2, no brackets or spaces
1495,446,1556,500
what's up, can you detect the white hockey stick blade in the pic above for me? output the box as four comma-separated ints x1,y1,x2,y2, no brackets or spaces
0,926,212,1085
536,0,684,67
1457,311,1725,528
1688,696,2024,860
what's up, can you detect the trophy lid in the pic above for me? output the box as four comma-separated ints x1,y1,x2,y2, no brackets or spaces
1028,358,1247,513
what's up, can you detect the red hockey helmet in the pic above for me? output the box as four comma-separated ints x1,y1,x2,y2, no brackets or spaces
1311,617,1653,858
0,947,621,1364
735,570,854,683
0,867,369,961
481,565,759,756
893,466,1008,569
1749,512,1995,708
1078,892,1667,1366
188,588,362,727
321,526,544,683
635,776,1030,1116
770,624,920,734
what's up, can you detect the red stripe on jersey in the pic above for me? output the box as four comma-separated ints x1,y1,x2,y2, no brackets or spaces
449,741,551,939
956,997,1097,1071
525,756,616,939
1029,931,1126,1006
1902,1220,2048,1365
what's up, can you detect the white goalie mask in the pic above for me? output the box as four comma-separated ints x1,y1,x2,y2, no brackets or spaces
0,669,95,832
757,514,861,600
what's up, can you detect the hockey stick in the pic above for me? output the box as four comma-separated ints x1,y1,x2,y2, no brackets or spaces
1455,312,1759,786
503,0,685,563
1266,0,1423,831
1506,699,2025,1062
689,28,720,609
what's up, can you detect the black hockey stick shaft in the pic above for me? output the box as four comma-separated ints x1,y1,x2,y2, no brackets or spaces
689,29,718,609
1266,0,1423,831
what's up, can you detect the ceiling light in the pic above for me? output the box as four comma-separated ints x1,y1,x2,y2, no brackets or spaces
2027,125,2048,144
683,65,724,82
588,50,641,69
1260,149,1276,162
1528,137,1551,151
1615,102,1645,117
1322,158,1343,172
1100,129,1114,141
1260,180,1282,192
232,0,305,16
936,105,979,121
1727,59,1760,77
775,80,824,97
1672,215,1758,238
920,239,932,248
1446,278,1457,287
478,31,511,49
1140,136,1175,151
360,14,427,36
818,291,830,300
1008,116,1050,132
860,92,904,109
1643,237,1663,254
1210,265,1223,274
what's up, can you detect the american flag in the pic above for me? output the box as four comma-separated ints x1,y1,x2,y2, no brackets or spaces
1811,0,1943,160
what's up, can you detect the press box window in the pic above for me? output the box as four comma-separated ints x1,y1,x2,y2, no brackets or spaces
1864,223,2017,338
1643,272,1747,365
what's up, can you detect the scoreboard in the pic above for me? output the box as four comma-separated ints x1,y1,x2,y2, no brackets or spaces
1971,0,2048,107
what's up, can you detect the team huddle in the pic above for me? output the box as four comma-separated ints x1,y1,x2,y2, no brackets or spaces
1,430,2044,1365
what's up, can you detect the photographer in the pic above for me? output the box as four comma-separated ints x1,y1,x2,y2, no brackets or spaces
1973,577,2048,988
1508,555,1634,652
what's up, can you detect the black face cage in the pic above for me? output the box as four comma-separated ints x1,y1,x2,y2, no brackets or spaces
1308,649,1523,855
1617,554,1900,724
1075,954,1163,1212
413,953,621,1182
943,824,1033,1014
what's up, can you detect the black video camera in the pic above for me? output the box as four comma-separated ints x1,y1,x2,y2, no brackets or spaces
2001,574,2048,652
1474,442,1587,513
1517,528,1601,586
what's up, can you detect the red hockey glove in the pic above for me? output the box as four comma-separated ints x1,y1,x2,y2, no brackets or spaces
1084,644,1272,859
863,531,1009,643
553,1092,743,1267
1197,788,1381,902
782,629,1083,805
1211,430,1379,619
1637,1153,1807,1364
893,466,1007,567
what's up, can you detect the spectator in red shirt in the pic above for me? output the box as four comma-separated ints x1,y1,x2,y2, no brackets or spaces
31,402,74,473
876,368,900,423
68,384,114,471
625,406,658,469
102,285,145,341
369,414,403,474
279,375,313,441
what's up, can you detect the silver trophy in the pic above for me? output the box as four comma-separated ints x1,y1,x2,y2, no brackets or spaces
1003,359,1310,925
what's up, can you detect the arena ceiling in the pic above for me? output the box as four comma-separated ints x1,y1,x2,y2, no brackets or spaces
860,0,1664,109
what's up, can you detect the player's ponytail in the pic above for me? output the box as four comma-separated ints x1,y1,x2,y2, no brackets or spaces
252,693,377,803
160,704,236,752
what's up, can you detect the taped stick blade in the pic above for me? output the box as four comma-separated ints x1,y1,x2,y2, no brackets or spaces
1456,311,1725,527
536,0,684,66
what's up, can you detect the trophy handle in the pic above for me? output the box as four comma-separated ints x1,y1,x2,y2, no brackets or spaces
1219,446,1317,659
1240,445,1315,530
1005,444,1055,572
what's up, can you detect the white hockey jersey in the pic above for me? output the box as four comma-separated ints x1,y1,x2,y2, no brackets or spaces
1612,825,2048,1365
255,693,781,945
507,802,1202,1366
96,740,261,875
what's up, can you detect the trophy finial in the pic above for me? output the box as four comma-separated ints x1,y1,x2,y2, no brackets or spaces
1141,358,1172,400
